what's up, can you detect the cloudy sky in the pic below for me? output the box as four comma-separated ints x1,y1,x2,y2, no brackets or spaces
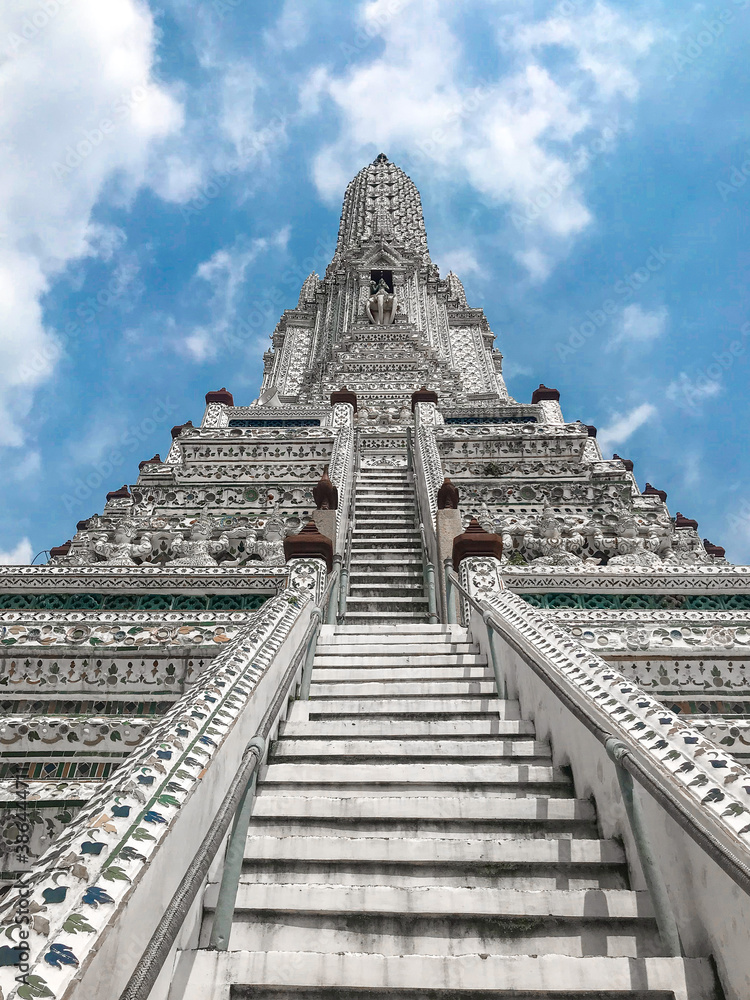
1,0,749,562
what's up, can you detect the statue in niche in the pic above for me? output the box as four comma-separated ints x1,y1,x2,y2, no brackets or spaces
169,516,230,567
366,277,398,326
92,519,152,566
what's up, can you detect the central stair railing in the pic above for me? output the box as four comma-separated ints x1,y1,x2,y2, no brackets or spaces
406,427,438,623
337,430,359,623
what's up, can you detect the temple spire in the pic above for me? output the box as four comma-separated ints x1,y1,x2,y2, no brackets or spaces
331,153,431,267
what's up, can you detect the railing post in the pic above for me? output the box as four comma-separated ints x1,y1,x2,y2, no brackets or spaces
300,608,323,700
605,738,682,957
444,558,457,625
481,611,506,700
425,558,438,624
208,737,265,950
338,565,349,622
327,557,342,625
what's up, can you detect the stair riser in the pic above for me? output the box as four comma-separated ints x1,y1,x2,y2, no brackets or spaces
345,601,430,613
313,654,486,667
342,615,433,624
307,682,498,698
349,574,424,600
269,738,550,758
281,720,533,737
250,794,595,823
238,819,600,840
177,952,719,1000
237,864,629,891
210,917,661,960
306,698,514,716
309,667,495,680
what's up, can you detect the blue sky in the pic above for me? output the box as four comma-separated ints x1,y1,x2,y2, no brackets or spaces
1,0,750,562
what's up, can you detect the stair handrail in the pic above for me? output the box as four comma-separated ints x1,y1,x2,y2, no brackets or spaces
445,565,750,922
406,427,439,623
337,428,359,622
118,570,340,1000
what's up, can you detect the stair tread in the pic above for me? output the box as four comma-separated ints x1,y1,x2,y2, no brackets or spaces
211,883,653,918
250,792,595,820
242,835,624,864
260,763,572,784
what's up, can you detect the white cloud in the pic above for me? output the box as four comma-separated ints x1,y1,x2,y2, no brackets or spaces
0,538,33,565
598,402,657,452
180,228,291,362
502,360,533,379
514,247,552,284
609,304,668,349
303,0,655,278
0,0,183,446
10,450,41,482
665,371,722,413
435,247,484,278
263,0,312,51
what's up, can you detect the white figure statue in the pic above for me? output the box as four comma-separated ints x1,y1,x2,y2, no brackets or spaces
93,520,152,566
366,277,398,326
170,516,230,567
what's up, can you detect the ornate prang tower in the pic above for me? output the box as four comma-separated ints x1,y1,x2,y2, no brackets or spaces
1,155,749,1000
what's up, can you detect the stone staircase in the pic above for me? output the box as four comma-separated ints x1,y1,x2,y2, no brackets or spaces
344,463,431,624
174,624,720,1000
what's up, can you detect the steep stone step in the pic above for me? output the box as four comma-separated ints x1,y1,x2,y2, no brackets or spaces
175,950,719,1000
203,887,661,959
281,716,531,737
310,665,489,680
313,652,485,667
258,762,573,790
306,697,510,718
342,613,433,624
345,598,430,614
325,623,460,633
348,559,425,572
250,792,595,824
315,638,476,651
307,681,498,698
268,737,551,761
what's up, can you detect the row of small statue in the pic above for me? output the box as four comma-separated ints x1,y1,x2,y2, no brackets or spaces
487,507,711,567
356,404,413,425
89,517,285,567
